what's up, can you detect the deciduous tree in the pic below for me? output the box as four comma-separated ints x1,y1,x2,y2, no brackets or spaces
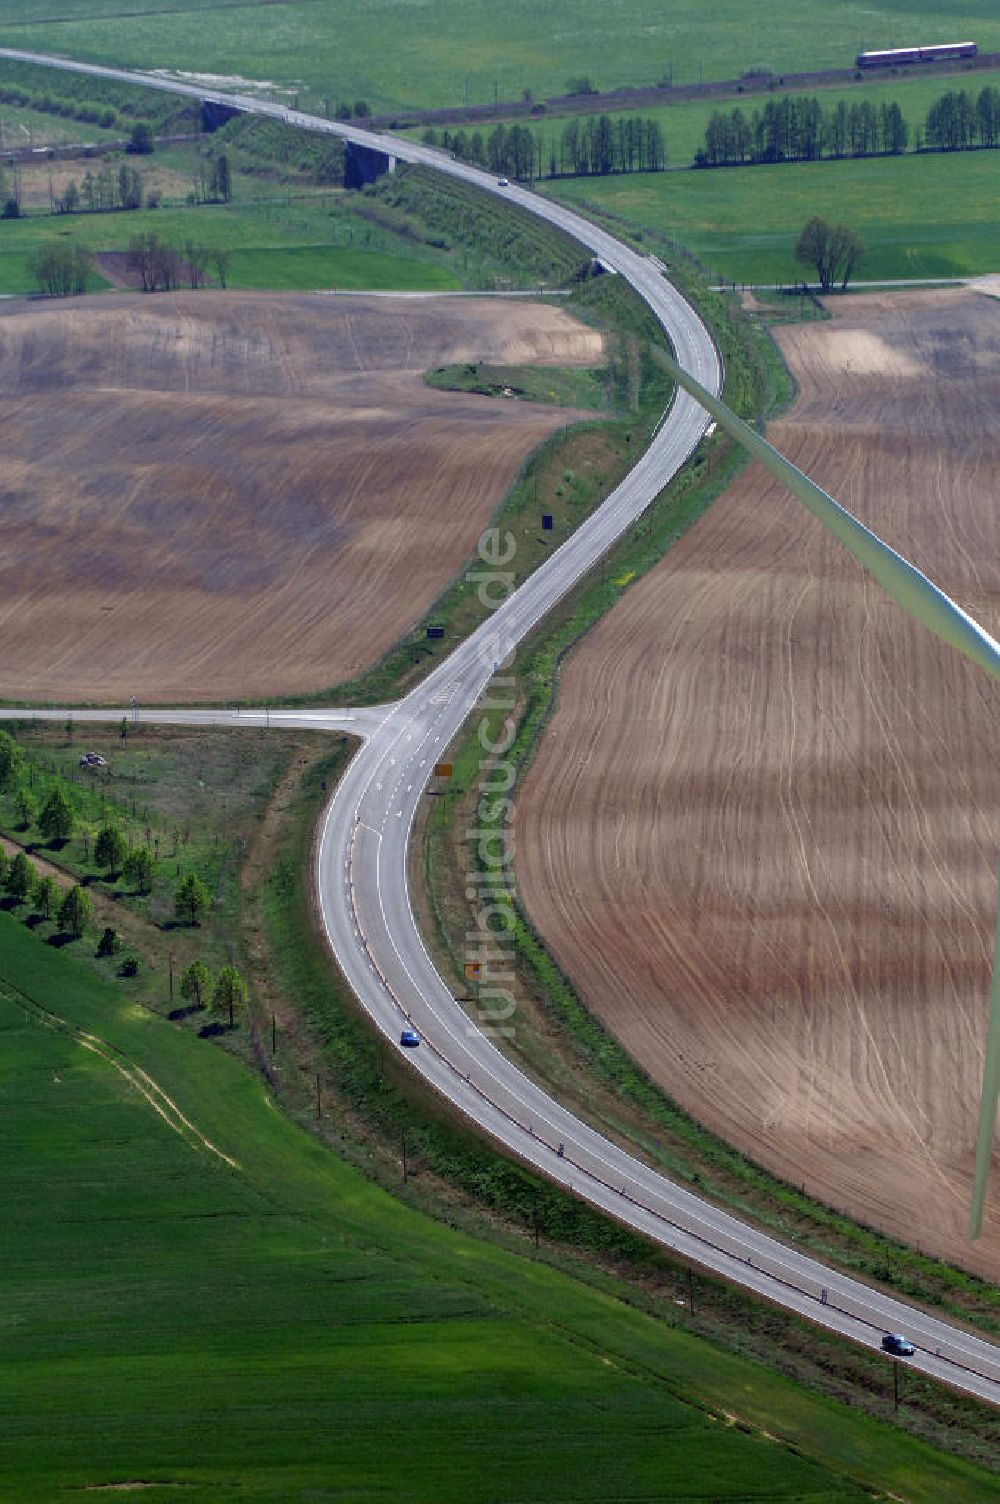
128,120,154,154
4,850,35,904
96,925,120,956
210,153,231,202
123,845,154,894
174,872,210,926
15,786,36,830
179,958,212,1009
210,247,231,289
26,240,93,296
39,786,74,844
212,964,247,1027
33,874,60,920
94,825,127,878
794,216,864,293
0,730,22,787
58,883,91,939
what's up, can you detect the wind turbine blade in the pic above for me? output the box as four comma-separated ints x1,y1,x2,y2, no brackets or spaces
654,344,1000,685
969,864,1000,1239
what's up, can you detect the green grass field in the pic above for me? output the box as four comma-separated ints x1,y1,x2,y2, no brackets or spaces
541,147,1000,282
0,194,462,294
425,359,612,408
3,913,999,1503
229,242,457,290
2,0,1000,112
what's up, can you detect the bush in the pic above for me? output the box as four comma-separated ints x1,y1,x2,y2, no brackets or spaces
96,926,120,957
128,120,154,155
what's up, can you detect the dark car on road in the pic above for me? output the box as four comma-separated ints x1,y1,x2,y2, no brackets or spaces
881,1333,915,1356
400,1029,421,1048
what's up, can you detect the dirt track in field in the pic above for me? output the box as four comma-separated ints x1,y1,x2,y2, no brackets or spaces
0,291,601,702
517,289,1000,1275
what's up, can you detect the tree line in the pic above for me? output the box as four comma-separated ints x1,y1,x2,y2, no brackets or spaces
0,729,249,1021
55,161,147,214
925,87,1000,150
53,152,230,217
127,233,232,292
696,95,908,167
26,232,233,296
423,114,666,181
696,83,1000,168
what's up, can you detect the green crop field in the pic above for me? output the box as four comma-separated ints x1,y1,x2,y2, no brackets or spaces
541,147,1000,283
3,914,998,1503
1,0,1000,113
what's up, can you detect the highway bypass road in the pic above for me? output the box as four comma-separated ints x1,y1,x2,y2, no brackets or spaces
2,47,1000,1407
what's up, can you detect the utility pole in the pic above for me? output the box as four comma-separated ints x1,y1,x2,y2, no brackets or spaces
892,1360,899,1414
687,1267,694,1314
271,1012,276,1053
532,1200,540,1248
168,952,173,1001
401,1129,408,1185
315,1073,322,1119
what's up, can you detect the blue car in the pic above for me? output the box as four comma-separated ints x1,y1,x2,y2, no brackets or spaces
400,1029,421,1048
881,1333,915,1357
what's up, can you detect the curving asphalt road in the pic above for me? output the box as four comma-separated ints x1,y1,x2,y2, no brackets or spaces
2,48,999,1405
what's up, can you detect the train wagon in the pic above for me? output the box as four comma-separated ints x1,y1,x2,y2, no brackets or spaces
856,42,977,68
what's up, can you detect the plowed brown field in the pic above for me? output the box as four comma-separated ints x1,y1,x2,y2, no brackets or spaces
0,291,602,702
518,289,1000,1275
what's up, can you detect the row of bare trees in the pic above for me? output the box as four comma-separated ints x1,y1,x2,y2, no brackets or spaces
127,233,232,291
56,162,146,214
